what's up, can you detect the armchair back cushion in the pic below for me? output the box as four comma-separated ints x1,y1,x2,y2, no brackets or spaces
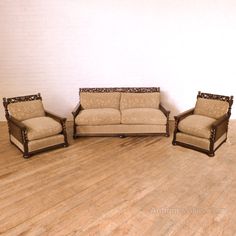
8,100,45,121
194,98,229,119
80,92,121,110
120,92,160,110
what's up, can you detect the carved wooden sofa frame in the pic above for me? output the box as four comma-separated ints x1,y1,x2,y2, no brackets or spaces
172,91,233,157
72,87,170,138
3,93,68,158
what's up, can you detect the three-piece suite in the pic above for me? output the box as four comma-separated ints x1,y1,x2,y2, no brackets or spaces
2,87,233,158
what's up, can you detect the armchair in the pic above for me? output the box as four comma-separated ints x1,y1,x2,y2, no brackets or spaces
3,93,68,158
172,91,233,157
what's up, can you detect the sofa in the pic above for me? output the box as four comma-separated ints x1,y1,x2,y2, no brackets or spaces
72,87,170,138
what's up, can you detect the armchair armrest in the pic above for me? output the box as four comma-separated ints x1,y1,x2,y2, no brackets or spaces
8,116,26,130
212,114,229,129
8,116,27,143
211,114,229,141
174,108,195,122
72,102,82,118
45,110,66,123
159,104,170,117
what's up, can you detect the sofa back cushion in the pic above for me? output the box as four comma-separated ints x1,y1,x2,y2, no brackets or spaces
8,100,45,121
194,98,229,119
80,92,121,110
120,92,160,110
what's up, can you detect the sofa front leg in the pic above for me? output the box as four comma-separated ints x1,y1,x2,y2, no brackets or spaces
166,111,170,137
172,118,179,145
23,153,30,159
60,120,69,146
208,151,215,157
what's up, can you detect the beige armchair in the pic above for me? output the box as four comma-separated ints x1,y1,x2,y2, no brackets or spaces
3,93,68,158
172,91,233,157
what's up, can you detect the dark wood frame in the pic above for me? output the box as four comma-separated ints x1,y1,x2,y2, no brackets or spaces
3,93,68,158
172,91,234,157
72,87,170,138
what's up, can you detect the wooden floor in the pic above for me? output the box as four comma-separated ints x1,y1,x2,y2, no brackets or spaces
0,121,236,236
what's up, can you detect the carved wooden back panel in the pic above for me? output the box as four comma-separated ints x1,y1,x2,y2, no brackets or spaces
79,87,160,94
197,91,234,115
3,93,42,120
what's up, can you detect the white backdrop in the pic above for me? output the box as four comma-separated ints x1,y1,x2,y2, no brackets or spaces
0,0,235,120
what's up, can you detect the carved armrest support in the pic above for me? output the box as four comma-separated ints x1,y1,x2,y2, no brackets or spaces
159,104,170,118
72,102,82,118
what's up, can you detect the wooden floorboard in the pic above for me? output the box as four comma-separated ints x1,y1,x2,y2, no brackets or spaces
0,121,236,236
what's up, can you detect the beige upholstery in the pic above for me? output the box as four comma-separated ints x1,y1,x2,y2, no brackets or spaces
8,100,45,121
80,92,121,110
176,133,210,150
22,117,62,141
178,114,216,139
176,132,227,150
75,89,168,136
121,108,166,125
28,135,65,152
120,92,160,110
75,108,121,126
76,124,167,134
10,134,65,152
194,98,229,119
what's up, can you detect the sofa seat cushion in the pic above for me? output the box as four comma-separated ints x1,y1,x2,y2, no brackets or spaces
121,108,166,125
178,114,216,139
75,108,121,126
22,117,62,141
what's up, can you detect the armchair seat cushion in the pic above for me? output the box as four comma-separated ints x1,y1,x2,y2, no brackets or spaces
121,108,166,125
22,117,62,141
75,108,121,126
178,114,216,139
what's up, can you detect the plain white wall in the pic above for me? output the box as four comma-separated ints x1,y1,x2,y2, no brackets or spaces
0,0,235,120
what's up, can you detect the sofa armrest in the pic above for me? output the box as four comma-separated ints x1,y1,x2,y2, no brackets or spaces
45,110,66,123
72,102,82,118
159,104,170,118
174,108,195,122
211,114,229,141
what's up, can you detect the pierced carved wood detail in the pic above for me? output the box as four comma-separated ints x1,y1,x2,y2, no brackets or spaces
79,87,160,93
197,91,233,103
3,93,42,106
3,93,42,121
